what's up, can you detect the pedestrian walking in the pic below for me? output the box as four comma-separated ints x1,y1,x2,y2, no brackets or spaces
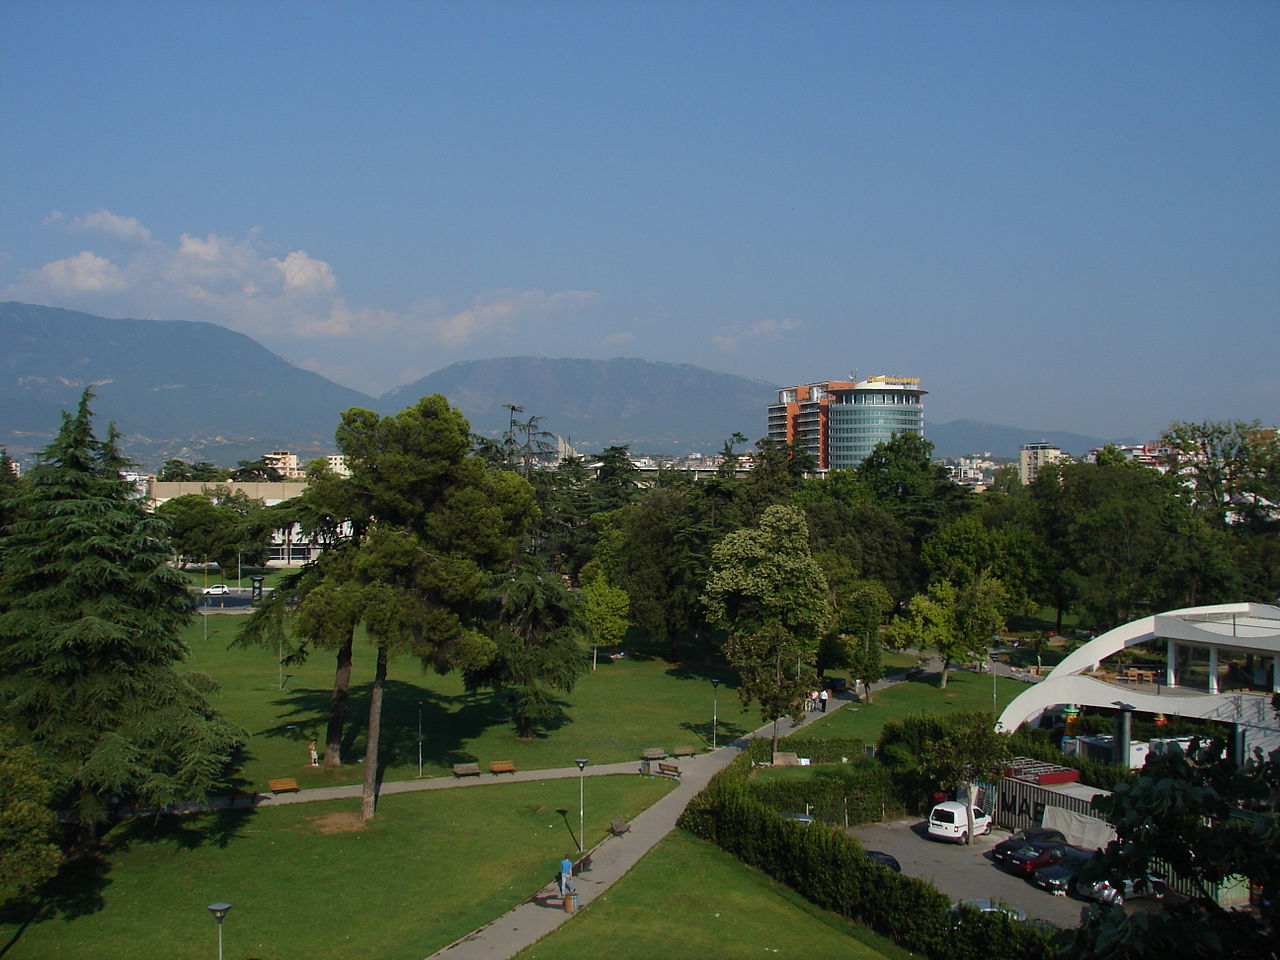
809,690,819,712
308,739,319,766
819,688,829,713
558,854,575,896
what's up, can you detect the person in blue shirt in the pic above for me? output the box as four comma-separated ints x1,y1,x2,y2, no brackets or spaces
558,855,575,896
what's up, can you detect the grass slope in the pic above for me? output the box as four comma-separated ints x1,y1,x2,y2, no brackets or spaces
514,830,912,960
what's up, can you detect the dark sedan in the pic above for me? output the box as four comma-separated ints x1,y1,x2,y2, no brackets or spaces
1001,842,1073,878
864,850,901,873
1033,849,1095,895
992,827,1067,865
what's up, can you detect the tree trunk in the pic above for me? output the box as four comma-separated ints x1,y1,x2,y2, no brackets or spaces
940,657,951,689
360,645,388,822
771,717,779,754
324,632,354,767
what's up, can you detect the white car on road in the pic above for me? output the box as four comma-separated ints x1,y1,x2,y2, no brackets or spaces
927,801,993,843
202,584,231,596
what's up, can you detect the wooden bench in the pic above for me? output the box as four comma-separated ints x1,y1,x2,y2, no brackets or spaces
641,747,666,761
610,817,632,836
656,762,681,780
489,760,516,775
452,762,481,777
267,777,299,794
671,745,696,758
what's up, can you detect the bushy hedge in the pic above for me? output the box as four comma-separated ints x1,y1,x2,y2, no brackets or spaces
744,758,896,826
680,778,1054,960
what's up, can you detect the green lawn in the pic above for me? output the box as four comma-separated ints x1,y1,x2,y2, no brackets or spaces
513,830,913,960
4,776,675,960
799,668,1029,744
184,616,754,792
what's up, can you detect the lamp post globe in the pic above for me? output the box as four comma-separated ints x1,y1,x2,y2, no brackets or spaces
206,903,232,960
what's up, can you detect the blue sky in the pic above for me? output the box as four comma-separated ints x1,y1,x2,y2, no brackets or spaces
3,1,1276,439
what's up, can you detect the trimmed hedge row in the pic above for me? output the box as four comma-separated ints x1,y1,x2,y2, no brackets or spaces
680,779,1054,960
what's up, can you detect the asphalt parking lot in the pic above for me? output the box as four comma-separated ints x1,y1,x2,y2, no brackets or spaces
847,819,1166,930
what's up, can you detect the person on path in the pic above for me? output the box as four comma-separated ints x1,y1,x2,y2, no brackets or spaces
558,854,575,896
819,688,829,713
308,739,319,766
809,690,819,712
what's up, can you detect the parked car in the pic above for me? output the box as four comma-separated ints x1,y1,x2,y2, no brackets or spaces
781,811,815,825
992,827,1067,864
1000,841,1073,878
1077,873,1167,906
951,899,1028,923
202,584,231,596
864,850,901,872
1032,848,1095,895
927,801,993,843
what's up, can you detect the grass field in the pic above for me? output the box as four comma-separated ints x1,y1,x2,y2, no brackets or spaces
513,830,913,960
798,668,1029,744
3,776,675,960
183,616,756,792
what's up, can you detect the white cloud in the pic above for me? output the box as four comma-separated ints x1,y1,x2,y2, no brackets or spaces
712,317,802,352
32,251,127,293
45,208,153,243
428,289,604,347
4,209,606,394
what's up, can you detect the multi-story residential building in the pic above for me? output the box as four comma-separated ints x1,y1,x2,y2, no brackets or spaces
767,375,926,469
325,455,351,477
1019,441,1068,485
262,450,305,479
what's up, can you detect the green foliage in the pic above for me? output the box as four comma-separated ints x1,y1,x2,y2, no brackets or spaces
855,433,972,547
157,458,227,482
0,392,246,834
1160,419,1280,530
1067,743,1280,960
578,560,631,657
466,558,589,739
876,712,1008,813
0,725,61,895
703,505,831,746
745,759,895,826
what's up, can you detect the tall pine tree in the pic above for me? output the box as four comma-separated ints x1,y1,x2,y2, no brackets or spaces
0,392,245,839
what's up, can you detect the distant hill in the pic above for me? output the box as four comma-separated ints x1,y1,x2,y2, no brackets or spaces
381,357,777,454
0,301,1128,469
0,301,375,465
926,418,1134,460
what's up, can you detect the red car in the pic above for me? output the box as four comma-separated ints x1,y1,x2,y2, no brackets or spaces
1000,841,1073,878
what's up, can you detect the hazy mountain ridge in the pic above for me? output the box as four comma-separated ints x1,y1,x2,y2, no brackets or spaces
0,302,1125,466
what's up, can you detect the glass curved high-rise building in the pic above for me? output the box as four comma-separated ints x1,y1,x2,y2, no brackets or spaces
767,375,926,469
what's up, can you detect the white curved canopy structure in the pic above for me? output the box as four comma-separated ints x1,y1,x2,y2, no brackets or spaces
997,602,1280,758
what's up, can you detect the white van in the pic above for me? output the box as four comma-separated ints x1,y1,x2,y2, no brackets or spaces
927,801,992,843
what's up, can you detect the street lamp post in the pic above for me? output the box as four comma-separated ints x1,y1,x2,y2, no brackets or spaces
574,758,589,852
416,698,425,778
206,903,232,960
711,678,720,749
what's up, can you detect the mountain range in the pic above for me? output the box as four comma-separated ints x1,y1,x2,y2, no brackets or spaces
0,302,1128,468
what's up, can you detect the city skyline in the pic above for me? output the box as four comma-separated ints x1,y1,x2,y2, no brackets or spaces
2,2,1276,440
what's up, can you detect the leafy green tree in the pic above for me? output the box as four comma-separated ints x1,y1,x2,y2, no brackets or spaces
1068,741,1280,959
466,558,588,739
1161,419,1280,530
228,457,283,482
836,578,893,704
320,396,534,819
917,716,1012,845
157,458,226,482
591,445,641,509
883,578,1008,688
578,559,630,669
702,504,831,751
0,725,61,896
613,484,719,661
0,392,246,839
855,432,972,547
732,438,813,524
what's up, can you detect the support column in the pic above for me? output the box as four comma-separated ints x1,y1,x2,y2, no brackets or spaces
1272,654,1280,695
1114,708,1132,769
1208,645,1219,695
1167,640,1178,687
